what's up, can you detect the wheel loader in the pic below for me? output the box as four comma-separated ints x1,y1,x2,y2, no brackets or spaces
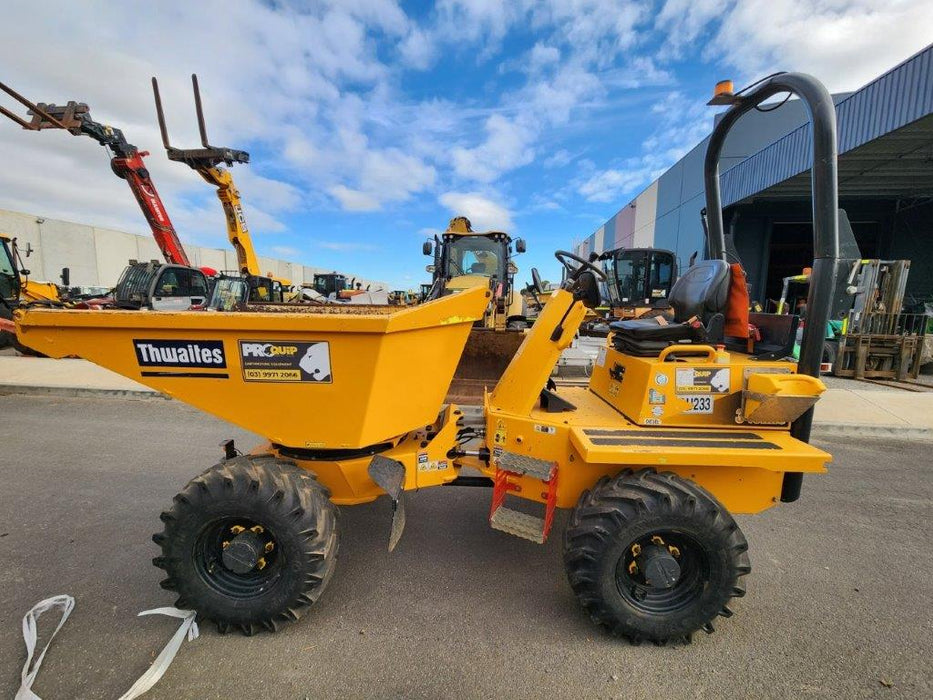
423,216,529,403
13,72,838,645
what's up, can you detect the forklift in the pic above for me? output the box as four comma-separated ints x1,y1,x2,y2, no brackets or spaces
14,72,838,645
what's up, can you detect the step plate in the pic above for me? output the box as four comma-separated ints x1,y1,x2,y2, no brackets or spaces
497,451,555,480
490,506,546,544
569,426,830,472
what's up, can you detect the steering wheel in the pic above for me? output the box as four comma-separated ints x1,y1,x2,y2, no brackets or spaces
531,267,544,294
554,250,606,281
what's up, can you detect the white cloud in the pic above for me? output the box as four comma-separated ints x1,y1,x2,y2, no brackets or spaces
577,89,710,204
578,168,650,203
328,185,381,212
543,149,576,169
451,114,536,183
0,0,440,237
439,191,513,230
399,27,436,69
656,0,932,92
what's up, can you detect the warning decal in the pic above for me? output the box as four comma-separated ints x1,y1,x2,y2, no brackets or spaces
239,340,332,383
675,367,730,394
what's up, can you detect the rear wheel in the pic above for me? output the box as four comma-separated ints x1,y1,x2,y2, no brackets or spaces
153,455,338,635
564,469,750,644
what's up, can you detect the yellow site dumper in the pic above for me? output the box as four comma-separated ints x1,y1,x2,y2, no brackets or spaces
14,72,838,644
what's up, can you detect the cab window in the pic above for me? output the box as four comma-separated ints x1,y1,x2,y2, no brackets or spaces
0,241,18,300
446,236,503,278
156,268,207,297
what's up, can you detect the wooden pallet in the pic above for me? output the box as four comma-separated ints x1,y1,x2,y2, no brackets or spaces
835,333,922,380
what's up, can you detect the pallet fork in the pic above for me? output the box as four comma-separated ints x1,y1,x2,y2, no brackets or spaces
151,75,289,302
0,80,192,268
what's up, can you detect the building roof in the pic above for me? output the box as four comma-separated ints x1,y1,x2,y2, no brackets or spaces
722,44,933,205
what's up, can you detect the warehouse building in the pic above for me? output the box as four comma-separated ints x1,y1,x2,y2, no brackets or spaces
575,44,933,308
0,207,386,292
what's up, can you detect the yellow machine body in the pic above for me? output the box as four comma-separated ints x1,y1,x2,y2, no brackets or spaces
587,344,825,429
15,286,489,450
435,218,527,403
14,281,830,515
476,288,829,515
0,233,61,304
199,167,294,297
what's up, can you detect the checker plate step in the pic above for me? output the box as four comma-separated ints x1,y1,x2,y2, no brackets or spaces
497,451,555,480
490,506,546,544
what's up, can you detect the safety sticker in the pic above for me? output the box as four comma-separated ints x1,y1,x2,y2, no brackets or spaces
675,367,730,394
648,388,666,405
596,346,607,367
654,373,669,386
683,395,714,414
239,340,332,383
651,405,664,417
418,457,448,472
534,424,557,435
417,453,428,466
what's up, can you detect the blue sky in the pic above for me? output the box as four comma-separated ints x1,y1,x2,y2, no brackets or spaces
1,1,929,288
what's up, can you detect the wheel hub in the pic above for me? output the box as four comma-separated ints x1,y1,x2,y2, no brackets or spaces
636,544,681,589
221,525,274,574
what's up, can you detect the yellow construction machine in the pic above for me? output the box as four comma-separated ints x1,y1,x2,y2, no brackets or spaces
152,75,294,306
13,72,838,644
423,216,529,402
0,233,65,351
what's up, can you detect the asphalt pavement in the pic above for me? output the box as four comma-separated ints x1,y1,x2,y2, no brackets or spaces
1,394,931,699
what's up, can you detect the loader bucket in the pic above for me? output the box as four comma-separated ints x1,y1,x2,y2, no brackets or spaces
14,286,489,449
446,327,525,404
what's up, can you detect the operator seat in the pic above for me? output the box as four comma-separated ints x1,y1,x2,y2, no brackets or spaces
609,259,730,356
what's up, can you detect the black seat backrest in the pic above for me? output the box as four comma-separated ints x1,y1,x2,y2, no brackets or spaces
668,259,730,323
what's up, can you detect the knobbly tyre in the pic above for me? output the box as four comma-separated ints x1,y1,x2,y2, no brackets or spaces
13,72,839,644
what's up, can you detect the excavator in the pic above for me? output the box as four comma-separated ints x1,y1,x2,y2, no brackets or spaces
0,79,211,311
152,75,293,307
422,216,528,402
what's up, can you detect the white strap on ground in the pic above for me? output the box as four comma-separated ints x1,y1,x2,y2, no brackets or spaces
16,595,199,700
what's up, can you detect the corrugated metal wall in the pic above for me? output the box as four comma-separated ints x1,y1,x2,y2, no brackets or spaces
721,44,933,206
579,43,933,266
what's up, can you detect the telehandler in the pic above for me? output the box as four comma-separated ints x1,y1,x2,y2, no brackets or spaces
152,75,293,305
0,79,215,312
13,72,837,644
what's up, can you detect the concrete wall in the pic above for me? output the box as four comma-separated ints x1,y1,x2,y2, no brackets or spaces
0,208,386,291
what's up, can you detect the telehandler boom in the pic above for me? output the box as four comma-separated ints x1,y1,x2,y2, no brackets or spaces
0,80,192,268
152,75,291,304
13,72,839,645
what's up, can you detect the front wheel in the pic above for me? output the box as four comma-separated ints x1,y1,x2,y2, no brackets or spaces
564,469,750,644
153,455,338,635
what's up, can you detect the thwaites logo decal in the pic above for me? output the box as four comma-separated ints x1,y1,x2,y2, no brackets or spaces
133,339,226,368
239,341,332,383
675,367,730,394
